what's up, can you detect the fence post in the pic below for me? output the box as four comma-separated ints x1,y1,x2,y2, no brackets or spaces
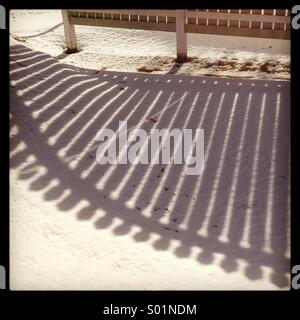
176,10,187,62
62,10,78,53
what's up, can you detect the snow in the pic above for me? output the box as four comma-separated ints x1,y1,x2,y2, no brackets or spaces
9,10,290,290
10,9,290,80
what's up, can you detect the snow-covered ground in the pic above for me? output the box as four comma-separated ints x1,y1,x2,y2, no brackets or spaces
9,10,290,290
10,10,290,80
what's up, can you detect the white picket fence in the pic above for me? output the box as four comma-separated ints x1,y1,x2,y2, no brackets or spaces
62,9,290,61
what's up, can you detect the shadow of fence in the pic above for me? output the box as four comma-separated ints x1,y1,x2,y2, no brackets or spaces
10,44,290,288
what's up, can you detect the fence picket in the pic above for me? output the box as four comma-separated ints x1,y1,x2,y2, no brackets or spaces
62,9,290,59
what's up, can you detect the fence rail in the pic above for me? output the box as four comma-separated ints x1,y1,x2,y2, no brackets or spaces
62,9,291,61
